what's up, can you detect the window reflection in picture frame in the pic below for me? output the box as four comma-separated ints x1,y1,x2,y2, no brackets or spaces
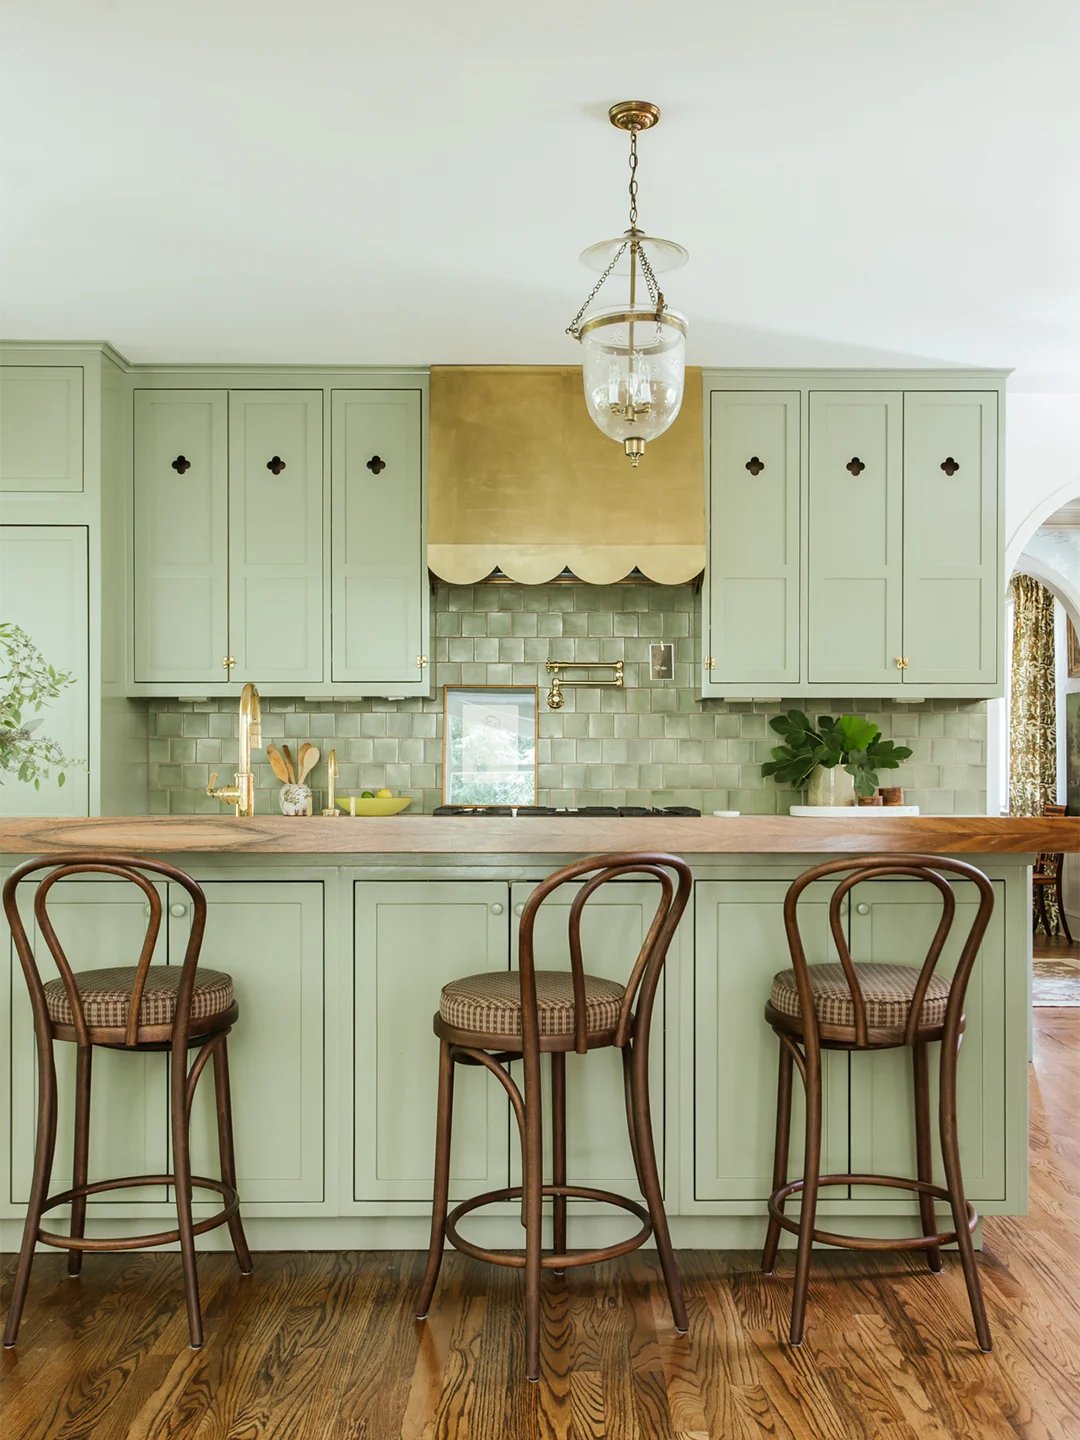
442,686,539,807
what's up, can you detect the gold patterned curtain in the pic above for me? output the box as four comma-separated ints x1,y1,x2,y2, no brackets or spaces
1009,575,1057,815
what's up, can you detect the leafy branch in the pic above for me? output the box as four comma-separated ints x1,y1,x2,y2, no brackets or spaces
0,622,82,789
761,709,912,798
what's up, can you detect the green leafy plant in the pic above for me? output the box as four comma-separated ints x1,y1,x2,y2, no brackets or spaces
761,709,913,798
0,622,81,789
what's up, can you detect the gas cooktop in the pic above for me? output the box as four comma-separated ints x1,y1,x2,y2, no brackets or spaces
432,805,702,818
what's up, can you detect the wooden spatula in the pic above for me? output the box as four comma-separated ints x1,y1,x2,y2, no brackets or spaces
281,744,296,783
298,745,320,784
266,745,291,784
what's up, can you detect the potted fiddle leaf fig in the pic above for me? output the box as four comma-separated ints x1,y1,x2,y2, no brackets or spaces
0,622,80,790
761,710,912,805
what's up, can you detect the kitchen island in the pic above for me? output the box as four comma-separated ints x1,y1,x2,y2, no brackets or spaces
1,814,1070,1253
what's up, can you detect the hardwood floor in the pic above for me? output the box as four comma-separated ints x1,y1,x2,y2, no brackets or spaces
4,1010,1079,1439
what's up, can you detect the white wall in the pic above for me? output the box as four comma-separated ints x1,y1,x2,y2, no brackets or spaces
1005,393,1080,569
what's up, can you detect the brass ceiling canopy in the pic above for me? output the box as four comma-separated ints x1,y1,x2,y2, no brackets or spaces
566,100,689,468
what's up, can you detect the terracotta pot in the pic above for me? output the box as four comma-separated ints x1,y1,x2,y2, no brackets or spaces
879,786,905,806
857,793,884,806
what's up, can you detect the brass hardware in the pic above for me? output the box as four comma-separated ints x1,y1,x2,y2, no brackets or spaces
846,457,866,476
321,747,341,816
417,655,427,669
544,658,624,709
171,455,191,474
608,100,661,133
266,456,286,475
940,456,960,476
894,656,910,670
745,456,765,476
221,656,236,670
366,455,387,474
207,682,262,816
704,656,716,671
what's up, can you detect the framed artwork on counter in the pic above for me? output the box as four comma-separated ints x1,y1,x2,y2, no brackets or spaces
442,685,539,806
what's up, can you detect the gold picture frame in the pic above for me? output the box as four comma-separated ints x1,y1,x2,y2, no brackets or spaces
1068,615,1080,679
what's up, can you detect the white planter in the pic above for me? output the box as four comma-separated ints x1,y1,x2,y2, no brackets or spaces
806,765,856,807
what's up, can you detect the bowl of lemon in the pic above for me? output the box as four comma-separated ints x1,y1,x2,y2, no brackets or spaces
336,789,413,817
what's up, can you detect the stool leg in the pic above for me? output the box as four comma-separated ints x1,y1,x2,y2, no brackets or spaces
213,1037,253,1275
416,1039,456,1320
912,1041,942,1273
551,1051,567,1268
939,1035,992,1352
523,1039,544,1381
1035,883,1051,937
172,1044,203,1350
622,1045,646,1193
627,1039,688,1334
67,1044,93,1278
1056,875,1073,944
762,1039,794,1274
4,1036,60,1348
789,1044,822,1347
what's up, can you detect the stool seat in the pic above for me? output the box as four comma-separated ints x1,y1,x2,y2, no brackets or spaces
44,966,234,1030
439,969,624,1038
769,962,951,1031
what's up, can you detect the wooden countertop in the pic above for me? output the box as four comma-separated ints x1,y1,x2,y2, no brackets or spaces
0,814,1074,857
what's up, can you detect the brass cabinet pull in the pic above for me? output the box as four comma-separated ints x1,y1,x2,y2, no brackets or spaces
222,656,236,670
704,656,716,671
171,454,191,474
894,656,910,670
366,455,387,474
416,655,427,669
846,457,866,476
266,456,287,475
745,456,765,476
940,456,960,476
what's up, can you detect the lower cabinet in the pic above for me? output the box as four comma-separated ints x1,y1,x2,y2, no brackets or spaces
353,881,510,1204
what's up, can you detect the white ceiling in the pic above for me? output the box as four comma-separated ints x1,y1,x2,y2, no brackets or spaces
2,0,1079,388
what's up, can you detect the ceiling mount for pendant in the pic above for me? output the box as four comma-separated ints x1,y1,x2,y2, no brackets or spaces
566,99,689,467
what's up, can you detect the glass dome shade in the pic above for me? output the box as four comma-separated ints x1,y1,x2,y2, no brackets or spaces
579,232,689,276
577,305,687,464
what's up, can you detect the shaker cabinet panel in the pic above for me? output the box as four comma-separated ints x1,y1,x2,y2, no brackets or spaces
228,392,324,685
0,526,90,817
331,390,425,686
0,366,83,493
902,393,999,687
706,392,800,688
133,390,229,685
808,391,904,686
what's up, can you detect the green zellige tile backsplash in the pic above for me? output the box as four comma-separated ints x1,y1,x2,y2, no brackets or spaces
146,583,987,816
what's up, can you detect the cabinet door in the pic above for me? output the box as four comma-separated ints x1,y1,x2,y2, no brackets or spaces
0,366,83,493
848,879,1006,1202
133,390,229,685
7,879,168,1205
509,879,681,1200
706,391,800,688
903,392,999,687
331,390,425,686
353,881,509,1203
808,392,903,685
0,526,90,817
694,880,848,1202
228,391,324,684
175,881,325,1207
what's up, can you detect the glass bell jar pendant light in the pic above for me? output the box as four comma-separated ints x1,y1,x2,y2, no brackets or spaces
566,101,688,467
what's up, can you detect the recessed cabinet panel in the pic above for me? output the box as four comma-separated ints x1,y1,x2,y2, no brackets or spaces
903,393,999,686
331,390,424,685
0,367,83,492
707,392,800,686
228,392,323,684
176,881,325,1206
0,526,90,817
808,392,903,685
134,391,229,684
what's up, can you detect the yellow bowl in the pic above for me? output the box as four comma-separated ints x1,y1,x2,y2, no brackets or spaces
336,795,414,817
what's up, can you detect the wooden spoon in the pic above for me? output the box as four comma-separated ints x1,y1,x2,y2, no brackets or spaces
266,745,291,784
281,744,296,783
297,742,312,777
298,745,320,784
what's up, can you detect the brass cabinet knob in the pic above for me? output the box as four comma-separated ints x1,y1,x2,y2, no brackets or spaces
704,656,716,671
416,655,427,669
222,656,236,670
893,656,910,671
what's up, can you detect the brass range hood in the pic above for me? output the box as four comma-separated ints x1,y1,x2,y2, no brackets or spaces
427,365,704,586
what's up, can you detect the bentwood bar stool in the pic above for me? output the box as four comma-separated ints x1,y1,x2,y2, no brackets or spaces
762,854,995,1351
3,855,251,1350
416,852,692,1381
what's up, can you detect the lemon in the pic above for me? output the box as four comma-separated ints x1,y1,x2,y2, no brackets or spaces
375,787,394,800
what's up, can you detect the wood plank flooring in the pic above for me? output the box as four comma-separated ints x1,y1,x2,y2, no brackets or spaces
4,1009,1078,1439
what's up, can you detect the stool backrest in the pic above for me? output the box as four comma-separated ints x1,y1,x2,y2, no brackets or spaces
2,854,207,1048
517,851,692,1055
1035,802,1068,878
783,853,994,1047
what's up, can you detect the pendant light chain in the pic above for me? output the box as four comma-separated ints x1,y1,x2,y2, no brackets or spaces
628,126,639,229
565,241,627,338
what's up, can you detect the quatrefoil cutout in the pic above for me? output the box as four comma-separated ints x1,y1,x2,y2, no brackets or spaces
170,455,191,474
744,456,765,476
940,456,960,476
846,457,866,476
266,456,287,475
366,455,387,475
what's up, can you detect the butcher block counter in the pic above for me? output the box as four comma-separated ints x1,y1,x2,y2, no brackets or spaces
0,811,1063,1255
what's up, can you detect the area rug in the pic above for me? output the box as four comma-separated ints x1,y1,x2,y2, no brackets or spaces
1033,953,1080,1006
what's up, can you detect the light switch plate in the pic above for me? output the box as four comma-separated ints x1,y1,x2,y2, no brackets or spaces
649,642,674,681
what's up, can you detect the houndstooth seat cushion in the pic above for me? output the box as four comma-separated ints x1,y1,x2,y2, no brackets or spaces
43,966,235,1030
769,962,952,1030
439,970,625,1038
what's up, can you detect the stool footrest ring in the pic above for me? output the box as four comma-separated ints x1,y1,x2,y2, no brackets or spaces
445,1184,652,1270
767,1173,977,1252
36,1174,240,1252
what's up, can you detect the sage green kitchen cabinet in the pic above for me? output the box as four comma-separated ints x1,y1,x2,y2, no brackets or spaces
177,880,325,1208
352,881,510,1205
133,390,229,685
0,526,90,817
703,391,801,691
847,878,1007,1204
808,391,904,686
7,879,168,1206
692,880,849,1203
331,389,428,690
0,366,83,493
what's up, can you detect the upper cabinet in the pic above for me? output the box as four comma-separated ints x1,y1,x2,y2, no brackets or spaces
702,374,1003,699
0,367,84,493
130,375,429,697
